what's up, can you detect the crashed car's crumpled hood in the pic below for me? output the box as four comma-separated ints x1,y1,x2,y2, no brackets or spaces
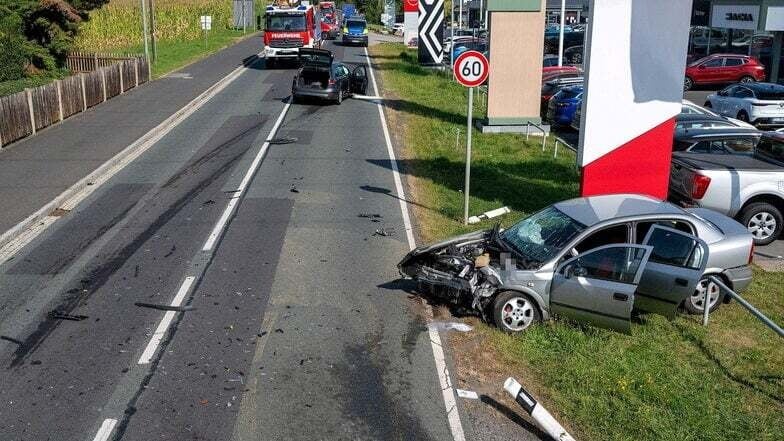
398,229,491,276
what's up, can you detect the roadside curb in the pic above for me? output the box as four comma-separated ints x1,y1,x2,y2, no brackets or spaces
0,54,260,265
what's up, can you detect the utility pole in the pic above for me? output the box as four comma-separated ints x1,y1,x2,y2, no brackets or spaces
459,0,463,29
149,0,157,61
557,0,565,66
140,0,150,63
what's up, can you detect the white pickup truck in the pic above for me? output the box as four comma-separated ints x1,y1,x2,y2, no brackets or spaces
669,132,784,245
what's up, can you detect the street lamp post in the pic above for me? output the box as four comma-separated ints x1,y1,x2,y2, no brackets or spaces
140,0,150,63
558,0,565,66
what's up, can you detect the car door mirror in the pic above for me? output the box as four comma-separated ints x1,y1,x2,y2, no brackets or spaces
562,262,587,279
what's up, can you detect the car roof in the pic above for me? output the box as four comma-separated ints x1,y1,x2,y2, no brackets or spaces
739,82,784,92
553,194,685,227
675,126,761,140
675,113,727,123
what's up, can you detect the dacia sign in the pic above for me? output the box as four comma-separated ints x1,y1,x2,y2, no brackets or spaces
711,4,759,30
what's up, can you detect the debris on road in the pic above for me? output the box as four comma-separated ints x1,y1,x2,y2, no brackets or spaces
0,335,23,345
373,227,395,237
50,208,70,217
456,389,479,399
290,185,300,193
429,322,473,333
48,310,88,321
134,302,195,312
358,213,382,219
274,328,284,333
203,199,216,206
269,137,298,145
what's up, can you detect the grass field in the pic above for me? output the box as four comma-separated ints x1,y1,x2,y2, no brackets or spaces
370,42,784,441
76,0,263,78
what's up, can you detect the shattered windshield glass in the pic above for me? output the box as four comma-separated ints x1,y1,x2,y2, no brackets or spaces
500,207,585,264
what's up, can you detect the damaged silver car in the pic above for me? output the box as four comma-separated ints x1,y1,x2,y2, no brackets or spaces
398,194,754,333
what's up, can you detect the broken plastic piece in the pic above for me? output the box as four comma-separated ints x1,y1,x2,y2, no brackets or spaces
373,228,395,237
468,206,511,224
456,389,479,399
428,322,473,332
134,302,194,312
290,185,300,193
269,137,298,145
48,310,88,321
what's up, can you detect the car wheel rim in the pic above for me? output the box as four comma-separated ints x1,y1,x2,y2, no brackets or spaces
684,78,692,90
747,212,776,240
741,77,753,83
691,278,720,311
501,297,534,331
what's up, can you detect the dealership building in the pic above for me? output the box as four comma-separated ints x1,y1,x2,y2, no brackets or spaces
692,0,784,82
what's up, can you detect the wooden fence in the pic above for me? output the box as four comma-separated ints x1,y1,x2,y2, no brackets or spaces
66,52,145,73
0,56,151,148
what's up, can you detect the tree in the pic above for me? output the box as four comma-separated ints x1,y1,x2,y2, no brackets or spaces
0,0,108,79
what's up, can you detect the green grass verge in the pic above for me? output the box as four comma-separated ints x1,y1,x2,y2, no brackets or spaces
0,70,68,97
370,42,784,441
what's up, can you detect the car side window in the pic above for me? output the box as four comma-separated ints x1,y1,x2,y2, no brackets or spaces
733,87,753,98
562,246,647,284
703,58,723,68
725,137,756,153
644,228,702,269
725,58,743,67
635,220,693,243
688,141,711,153
572,224,630,254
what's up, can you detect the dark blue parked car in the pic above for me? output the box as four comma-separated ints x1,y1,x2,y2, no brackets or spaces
546,85,583,126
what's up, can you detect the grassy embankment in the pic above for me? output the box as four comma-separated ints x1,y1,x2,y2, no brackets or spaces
76,0,264,78
370,42,784,441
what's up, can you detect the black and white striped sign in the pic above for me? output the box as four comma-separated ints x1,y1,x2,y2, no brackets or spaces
418,0,444,65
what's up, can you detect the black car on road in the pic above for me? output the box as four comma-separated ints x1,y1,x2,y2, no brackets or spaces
291,49,368,104
673,126,761,154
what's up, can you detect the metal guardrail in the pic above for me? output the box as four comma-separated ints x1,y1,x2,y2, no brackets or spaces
704,276,784,338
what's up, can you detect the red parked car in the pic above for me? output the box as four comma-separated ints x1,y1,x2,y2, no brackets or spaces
684,54,765,91
542,65,582,82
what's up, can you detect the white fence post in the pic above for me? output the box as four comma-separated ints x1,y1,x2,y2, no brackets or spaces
80,74,87,111
119,62,124,94
134,58,139,87
25,88,36,135
100,68,107,102
56,80,64,122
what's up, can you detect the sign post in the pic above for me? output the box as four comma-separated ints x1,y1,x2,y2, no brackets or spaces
453,50,489,225
200,15,212,48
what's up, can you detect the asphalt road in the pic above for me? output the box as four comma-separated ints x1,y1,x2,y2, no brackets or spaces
0,40,464,440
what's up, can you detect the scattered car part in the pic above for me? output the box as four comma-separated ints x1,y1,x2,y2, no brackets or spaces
48,310,88,321
134,302,195,312
467,206,511,224
504,377,576,441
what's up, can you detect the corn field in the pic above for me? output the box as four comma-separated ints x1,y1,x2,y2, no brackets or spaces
76,0,235,51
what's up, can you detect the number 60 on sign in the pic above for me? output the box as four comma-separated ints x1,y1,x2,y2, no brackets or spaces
453,50,489,88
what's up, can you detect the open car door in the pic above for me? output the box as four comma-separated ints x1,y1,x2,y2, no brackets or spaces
636,225,709,319
350,65,368,95
550,244,653,334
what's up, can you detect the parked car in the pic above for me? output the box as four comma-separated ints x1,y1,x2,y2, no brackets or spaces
705,82,784,127
291,48,368,104
681,99,756,129
541,76,583,116
543,54,560,67
673,127,761,153
449,39,487,63
546,85,583,126
399,194,753,333
684,54,765,91
392,22,404,36
669,132,784,245
341,17,368,46
320,15,339,39
675,113,754,131
562,45,584,65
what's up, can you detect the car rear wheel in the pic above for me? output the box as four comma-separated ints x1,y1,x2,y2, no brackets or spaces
683,276,723,314
737,110,750,122
336,88,343,105
683,76,693,91
492,291,541,333
740,202,783,245
740,75,756,84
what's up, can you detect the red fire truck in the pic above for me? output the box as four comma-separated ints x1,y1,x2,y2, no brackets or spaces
318,1,339,39
263,2,322,66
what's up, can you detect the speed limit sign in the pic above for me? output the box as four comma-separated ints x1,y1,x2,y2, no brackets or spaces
453,50,489,88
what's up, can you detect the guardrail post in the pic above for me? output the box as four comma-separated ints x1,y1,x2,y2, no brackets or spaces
56,80,64,122
119,62,124,94
80,74,87,111
708,276,784,337
526,122,530,140
134,58,139,87
100,68,107,102
25,88,36,135
554,139,559,158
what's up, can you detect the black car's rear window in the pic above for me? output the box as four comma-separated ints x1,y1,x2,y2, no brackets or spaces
756,137,784,162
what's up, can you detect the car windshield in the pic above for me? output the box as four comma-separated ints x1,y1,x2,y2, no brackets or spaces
266,14,306,31
347,20,365,28
500,207,585,264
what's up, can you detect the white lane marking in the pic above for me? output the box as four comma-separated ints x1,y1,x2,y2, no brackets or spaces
137,276,195,364
363,46,467,441
91,418,117,441
202,101,292,251
0,54,261,268
352,94,384,100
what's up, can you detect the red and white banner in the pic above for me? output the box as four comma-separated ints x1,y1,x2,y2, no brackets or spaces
578,0,692,199
404,0,418,47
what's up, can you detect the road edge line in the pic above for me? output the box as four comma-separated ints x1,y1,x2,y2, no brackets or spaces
363,46,467,441
0,55,259,267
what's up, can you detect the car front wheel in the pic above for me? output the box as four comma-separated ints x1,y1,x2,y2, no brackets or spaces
740,202,783,245
684,76,693,91
683,276,723,314
492,291,541,333
737,110,750,122
740,75,756,84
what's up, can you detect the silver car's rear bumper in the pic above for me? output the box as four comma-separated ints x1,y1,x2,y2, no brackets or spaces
723,265,753,293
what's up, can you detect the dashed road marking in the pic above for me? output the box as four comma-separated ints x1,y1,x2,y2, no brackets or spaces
91,418,117,441
137,276,196,364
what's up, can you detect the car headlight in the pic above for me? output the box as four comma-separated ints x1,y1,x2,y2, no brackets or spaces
343,27,348,33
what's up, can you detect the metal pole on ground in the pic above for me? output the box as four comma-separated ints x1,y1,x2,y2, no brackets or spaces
464,87,473,225
708,276,784,337
558,0,565,66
